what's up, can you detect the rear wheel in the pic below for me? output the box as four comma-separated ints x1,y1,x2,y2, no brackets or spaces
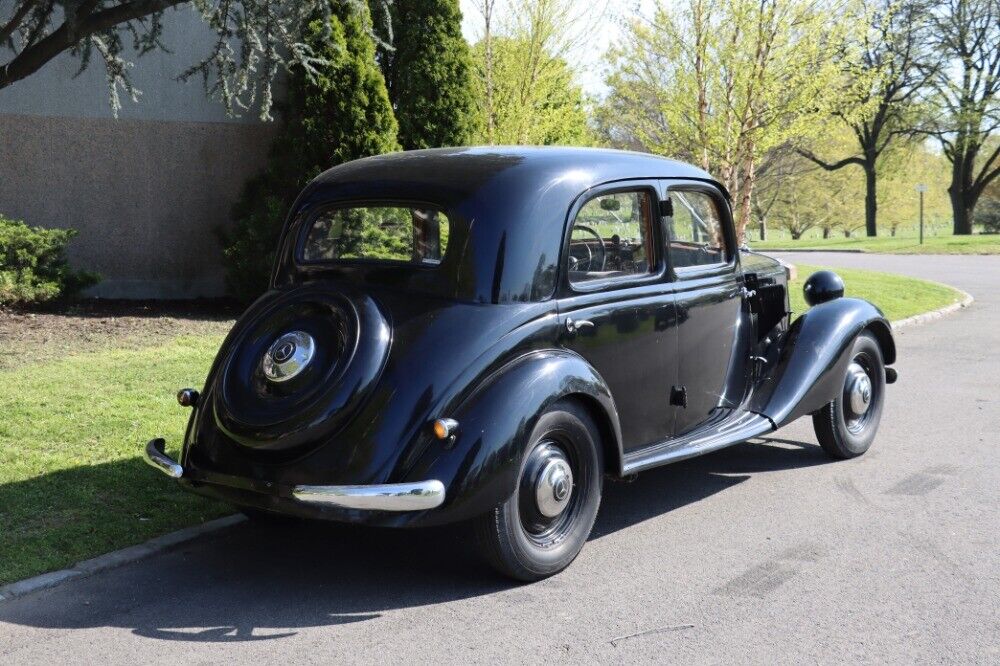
812,332,886,459
473,400,603,581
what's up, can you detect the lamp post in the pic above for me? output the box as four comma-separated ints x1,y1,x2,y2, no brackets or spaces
916,184,927,244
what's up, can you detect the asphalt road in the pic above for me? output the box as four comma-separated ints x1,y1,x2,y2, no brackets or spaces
2,253,998,664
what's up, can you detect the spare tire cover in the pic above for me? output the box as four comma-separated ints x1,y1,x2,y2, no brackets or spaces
211,283,390,451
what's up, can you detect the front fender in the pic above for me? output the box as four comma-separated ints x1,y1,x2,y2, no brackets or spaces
750,298,895,428
403,349,622,526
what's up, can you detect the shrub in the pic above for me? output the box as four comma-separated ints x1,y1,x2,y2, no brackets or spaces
0,215,99,305
974,197,1000,234
222,4,398,302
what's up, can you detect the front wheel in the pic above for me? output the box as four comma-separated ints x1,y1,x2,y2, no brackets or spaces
812,331,886,459
473,400,603,581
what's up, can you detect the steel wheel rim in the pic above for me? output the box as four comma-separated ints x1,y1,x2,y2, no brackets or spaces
518,438,581,545
843,354,878,434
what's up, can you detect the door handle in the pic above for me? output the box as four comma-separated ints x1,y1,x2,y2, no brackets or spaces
565,318,595,335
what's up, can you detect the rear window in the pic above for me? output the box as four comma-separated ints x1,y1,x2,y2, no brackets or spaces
301,205,450,265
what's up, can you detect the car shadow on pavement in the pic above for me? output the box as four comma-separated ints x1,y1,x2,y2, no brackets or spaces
591,436,828,538
0,437,827,643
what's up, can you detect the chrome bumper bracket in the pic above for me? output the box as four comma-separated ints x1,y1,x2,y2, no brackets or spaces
293,480,446,511
144,438,184,479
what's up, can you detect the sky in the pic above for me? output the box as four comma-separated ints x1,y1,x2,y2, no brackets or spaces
458,0,659,97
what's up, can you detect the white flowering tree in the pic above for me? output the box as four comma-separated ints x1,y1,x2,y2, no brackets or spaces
0,0,379,117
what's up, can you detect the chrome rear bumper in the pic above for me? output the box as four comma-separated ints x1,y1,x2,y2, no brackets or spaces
143,438,444,512
292,481,446,511
144,438,184,479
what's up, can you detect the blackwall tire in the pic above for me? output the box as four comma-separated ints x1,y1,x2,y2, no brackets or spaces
473,400,603,582
812,331,886,459
211,283,390,452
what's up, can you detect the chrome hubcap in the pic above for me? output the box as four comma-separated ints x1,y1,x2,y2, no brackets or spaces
535,453,574,518
846,362,872,416
262,331,315,383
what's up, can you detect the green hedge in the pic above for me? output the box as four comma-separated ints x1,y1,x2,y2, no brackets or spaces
0,215,99,305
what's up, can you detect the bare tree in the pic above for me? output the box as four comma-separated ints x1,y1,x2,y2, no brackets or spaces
923,0,1000,234
798,0,935,237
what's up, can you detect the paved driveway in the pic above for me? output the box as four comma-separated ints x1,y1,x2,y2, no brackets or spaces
1,253,997,664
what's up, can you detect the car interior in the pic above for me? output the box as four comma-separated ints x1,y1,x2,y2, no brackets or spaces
567,189,727,284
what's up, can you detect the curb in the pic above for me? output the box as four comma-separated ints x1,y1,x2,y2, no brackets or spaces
891,289,974,330
0,514,246,605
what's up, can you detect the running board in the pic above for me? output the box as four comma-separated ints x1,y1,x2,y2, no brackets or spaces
622,411,775,475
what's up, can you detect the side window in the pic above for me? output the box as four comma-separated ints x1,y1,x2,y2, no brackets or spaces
568,190,655,285
665,190,727,269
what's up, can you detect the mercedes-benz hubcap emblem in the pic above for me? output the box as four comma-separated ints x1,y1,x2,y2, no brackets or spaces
272,341,296,363
262,331,315,383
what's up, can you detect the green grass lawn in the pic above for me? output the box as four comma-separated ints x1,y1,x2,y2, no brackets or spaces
789,264,963,321
0,265,964,586
0,335,230,585
752,231,1000,254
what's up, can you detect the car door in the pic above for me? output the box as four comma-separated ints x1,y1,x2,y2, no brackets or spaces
662,181,753,437
557,182,680,453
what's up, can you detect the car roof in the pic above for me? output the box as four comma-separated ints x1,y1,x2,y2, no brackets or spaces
309,146,720,200
277,147,726,303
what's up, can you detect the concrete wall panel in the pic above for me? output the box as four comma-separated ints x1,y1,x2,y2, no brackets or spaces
0,113,278,298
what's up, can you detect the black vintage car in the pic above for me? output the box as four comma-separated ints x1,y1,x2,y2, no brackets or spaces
145,147,896,581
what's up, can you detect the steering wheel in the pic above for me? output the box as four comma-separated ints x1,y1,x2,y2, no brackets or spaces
571,225,607,272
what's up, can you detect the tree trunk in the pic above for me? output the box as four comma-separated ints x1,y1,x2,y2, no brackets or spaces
822,227,830,239
481,1,495,144
948,139,980,236
950,188,974,235
737,151,756,245
791,230,801,240
864,161,877,237
759,217,766,241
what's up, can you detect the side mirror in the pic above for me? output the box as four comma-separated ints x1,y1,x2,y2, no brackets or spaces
600,198,621,211
803,270,845,306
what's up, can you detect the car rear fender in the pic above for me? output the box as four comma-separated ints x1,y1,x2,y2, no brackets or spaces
750,297,895,428
405,349,623,526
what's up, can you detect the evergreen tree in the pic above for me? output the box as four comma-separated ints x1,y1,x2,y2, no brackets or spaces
223,5,398,301
372,0,477,149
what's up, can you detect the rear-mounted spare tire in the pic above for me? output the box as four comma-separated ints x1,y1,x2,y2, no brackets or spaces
211,284,390,451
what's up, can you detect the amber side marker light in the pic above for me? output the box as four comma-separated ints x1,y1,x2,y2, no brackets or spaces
433,418,459,440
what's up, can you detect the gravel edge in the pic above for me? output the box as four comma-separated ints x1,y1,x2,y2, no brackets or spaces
0,514,246,605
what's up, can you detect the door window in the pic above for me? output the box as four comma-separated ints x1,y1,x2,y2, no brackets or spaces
568,190,655,285
665,191,727,269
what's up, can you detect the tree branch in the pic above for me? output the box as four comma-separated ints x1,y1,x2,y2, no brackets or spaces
0,0,186,90
795,148,865,172
0,0,34,45
973,141,1000,193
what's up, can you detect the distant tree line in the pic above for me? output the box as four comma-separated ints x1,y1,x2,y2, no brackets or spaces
3,0,999,295
597,0,1000,241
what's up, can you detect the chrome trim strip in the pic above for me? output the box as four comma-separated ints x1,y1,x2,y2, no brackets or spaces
293,480,446,511
143,438,184,479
